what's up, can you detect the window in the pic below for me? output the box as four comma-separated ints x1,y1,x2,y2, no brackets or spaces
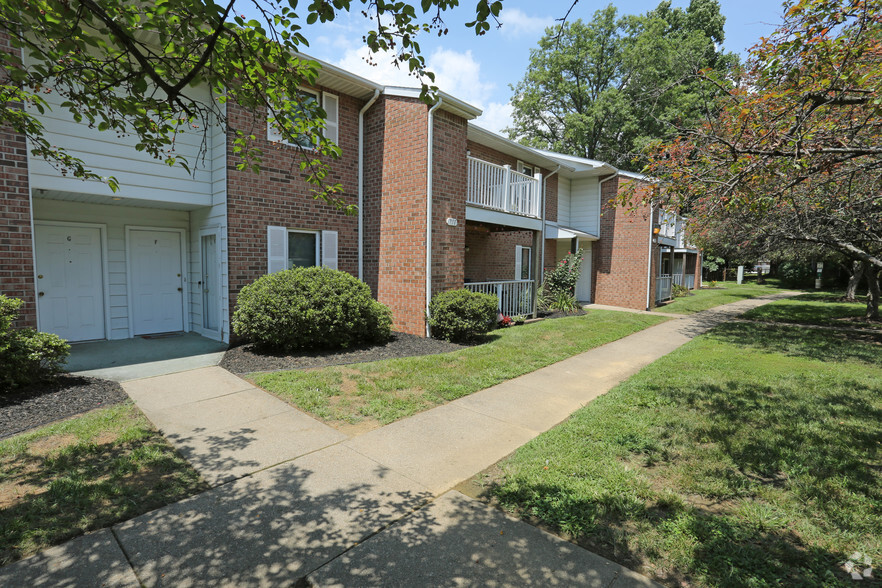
287,230,319,268
267,226,338,273
515,245,532,280
267,89,339,148
516,160,534,177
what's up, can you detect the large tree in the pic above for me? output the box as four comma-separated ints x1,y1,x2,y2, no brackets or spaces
641,0,882,318
506,0,736,169
0,0,507,209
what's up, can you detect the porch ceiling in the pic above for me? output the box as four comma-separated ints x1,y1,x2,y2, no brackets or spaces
32,188,208,211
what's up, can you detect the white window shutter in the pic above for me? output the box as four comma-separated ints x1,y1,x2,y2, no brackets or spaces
267,226,288,273
321,230,338,270
514,245,523,280
323,92,339,145
524,247,532,280
267,108,283,143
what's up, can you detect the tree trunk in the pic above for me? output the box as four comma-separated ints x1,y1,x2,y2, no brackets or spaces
845,260,863,301
864,261,880,320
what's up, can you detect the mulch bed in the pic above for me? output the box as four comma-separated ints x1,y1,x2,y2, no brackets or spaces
1,375,128,440
220,331,466,374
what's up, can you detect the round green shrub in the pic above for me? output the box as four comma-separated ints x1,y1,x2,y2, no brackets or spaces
427,289,498,343
778,261,814,288
1,295,70,393
232,267,392,351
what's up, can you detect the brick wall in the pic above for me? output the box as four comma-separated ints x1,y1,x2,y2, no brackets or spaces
430,110,467,295
0,31,35,328
592,175,658,310
363,96,430,336
225,89,362,325
465,225,533,282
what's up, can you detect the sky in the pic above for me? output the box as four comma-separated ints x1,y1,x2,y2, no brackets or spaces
277,0,788,134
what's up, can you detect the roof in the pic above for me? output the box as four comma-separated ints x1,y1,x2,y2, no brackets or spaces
531,149,617,178
384,86,483,120
467,125,573,172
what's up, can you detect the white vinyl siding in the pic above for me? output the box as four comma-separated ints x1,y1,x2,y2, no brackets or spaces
25,78,216,206
557,176,572,226
570,176,600,236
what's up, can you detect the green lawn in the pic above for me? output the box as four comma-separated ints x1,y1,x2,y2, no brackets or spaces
485,323,882,587
0,403,206,565
655,281,793,315
254,309,669,427
742,291,878,329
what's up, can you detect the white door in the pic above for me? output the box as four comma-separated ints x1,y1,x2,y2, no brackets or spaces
200,233,219,332
34,224,105,341
130,229,183,335
576,241,592,302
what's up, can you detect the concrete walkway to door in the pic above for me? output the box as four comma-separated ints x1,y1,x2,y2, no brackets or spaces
0,293,797,587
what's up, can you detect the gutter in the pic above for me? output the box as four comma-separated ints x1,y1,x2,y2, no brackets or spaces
358,89,381,281
425,97,443,337
539,165,560,286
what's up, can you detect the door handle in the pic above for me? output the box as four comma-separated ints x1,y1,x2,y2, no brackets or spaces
38,291,44,297
177,287,182,292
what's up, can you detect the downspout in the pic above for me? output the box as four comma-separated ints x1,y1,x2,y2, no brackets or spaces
646,203,655,310
539,165,560,286
358,89,381,281
425,97,443,337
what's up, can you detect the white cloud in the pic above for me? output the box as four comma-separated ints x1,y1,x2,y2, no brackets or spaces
334,46,515,134
498,8,555,38
473,102,513,135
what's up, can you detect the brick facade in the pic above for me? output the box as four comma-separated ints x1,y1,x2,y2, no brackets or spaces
362,96,430,336
225,90,363,326
0,31,35,328
465,225,533,282
592,176,658,310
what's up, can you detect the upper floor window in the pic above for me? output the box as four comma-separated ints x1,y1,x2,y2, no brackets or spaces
267,90,339,149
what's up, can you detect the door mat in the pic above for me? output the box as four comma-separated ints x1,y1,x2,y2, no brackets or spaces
139,332,185,340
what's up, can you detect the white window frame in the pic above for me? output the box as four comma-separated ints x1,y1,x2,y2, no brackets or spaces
267,226,338,274
515,245,532,281
267,89,339,151
287,229,320,268
517,160,534,177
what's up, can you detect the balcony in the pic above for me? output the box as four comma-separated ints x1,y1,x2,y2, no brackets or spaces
466,157,541,220
465,280,535,318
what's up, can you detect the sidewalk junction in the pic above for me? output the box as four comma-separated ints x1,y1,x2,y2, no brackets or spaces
0,294,795,587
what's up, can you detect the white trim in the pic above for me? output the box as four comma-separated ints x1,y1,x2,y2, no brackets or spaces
125,226,189,336
33,220,111,341
426,97,443,337
197,227,222,339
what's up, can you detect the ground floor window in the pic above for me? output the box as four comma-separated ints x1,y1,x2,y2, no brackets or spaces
515,245,532,280
288,230,319,268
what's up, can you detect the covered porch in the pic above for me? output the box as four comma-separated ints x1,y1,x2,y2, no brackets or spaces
655,247,701,303
463,221,540,318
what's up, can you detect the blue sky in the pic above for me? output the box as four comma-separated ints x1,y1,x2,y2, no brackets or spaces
288,0,788,133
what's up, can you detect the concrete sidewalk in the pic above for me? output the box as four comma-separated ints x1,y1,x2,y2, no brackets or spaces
0,293,794,587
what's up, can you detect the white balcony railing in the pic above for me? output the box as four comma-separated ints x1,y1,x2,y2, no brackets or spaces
467,156,541,219
672,274,696,289
465,280,534,318
656,275,673,303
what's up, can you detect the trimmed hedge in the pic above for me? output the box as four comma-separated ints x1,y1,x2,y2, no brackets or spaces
232,267,392,351
1,295,69,393
427,289,498,343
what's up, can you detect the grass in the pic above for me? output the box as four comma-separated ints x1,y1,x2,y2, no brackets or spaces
0,403,206,565
253,309,669,427
485,322,882,587
742,291,878,329
655,280,793,315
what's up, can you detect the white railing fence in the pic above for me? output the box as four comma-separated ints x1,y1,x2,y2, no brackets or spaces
465,280,534,318
671,274,696,289
467,157,541,219
656,275,672,302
